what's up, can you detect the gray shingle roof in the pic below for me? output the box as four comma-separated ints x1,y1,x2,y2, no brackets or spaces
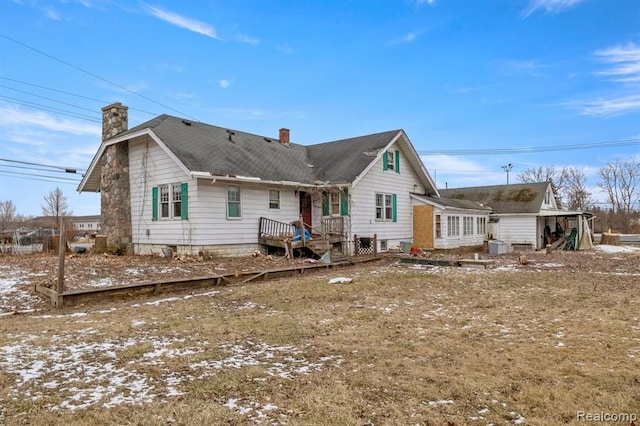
438,182,551,214
116,115,402,185
414,195,492,211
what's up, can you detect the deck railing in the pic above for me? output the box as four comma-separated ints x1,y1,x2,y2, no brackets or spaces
321,216,344,236
259,217,296,240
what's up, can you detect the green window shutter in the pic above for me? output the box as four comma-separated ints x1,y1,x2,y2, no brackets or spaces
152,187,158,221
392,193,397,222
181,182,188,220
340,188,349,216
322,191,329,216
395,150,400,173
383,151,388,171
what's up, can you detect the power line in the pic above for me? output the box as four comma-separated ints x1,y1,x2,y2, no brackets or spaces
0,33,199,121
0,157,84,173
0,95,101,123
0,83,104,115
420,138,640,156
0,77,159,116
0,170,81,183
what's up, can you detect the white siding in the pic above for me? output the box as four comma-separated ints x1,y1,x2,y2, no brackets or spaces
350,139,426,251
493,215,538,249
128,138,301,255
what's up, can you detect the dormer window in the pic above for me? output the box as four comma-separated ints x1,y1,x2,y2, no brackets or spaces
544,189,551,205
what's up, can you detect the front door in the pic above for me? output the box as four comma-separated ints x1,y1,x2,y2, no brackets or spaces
299,191,312,230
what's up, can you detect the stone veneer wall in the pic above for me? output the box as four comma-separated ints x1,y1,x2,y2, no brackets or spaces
100,103,132,253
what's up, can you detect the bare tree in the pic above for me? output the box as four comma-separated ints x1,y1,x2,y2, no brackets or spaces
597,158,640,214
41,187,70,229
563,167,593,211
517,166,566,207
0,200,17,232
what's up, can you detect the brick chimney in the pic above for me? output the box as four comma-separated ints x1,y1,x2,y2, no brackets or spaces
100,102,132,254
279,128,290,145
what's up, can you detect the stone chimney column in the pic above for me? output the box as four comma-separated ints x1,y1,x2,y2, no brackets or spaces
100,102,132,254
279,128,290,145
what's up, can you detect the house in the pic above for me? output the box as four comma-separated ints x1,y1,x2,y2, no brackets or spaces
437,182,594,251
70,215,101,236
81,103,491,256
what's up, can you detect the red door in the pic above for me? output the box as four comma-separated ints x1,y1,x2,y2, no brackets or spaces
299,191,312,230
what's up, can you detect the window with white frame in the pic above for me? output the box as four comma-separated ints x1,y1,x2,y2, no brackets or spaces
155,183,186,220
386,151,395,171
463,216,474,236
435,214,442,238
330,192,341,215
269,189,280,209
477,217,486,235
172,184,182,217
447,216,460,237
227,186,241,218
375,193,395,221
159,184,170,218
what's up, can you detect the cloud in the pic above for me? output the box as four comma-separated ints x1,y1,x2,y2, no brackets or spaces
389,31,422,45
0,107,101,135
277,45,295,55
42,7,61,20
420,154,504,188
522,0,584,18
235,34,259,44
576,95,640,117
594,42,640,83
416,0,436,6
219,80,230,89
143,4,219,39
495,59,549,77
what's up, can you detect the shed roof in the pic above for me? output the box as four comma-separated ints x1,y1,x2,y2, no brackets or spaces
438,182,551,214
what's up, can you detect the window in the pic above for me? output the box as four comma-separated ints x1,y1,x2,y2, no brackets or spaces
269,189,280,209
447,216,460,237
159,185,170,218
383,150,400,173
172,184,182,217
544,189,551,205
435,214,442,238
330,192,340,215
227,186,241,218
477,217,486,235
375,193,397,222
386,151,395,171
152,183,188,221
463,217,474,236
322,189,349,216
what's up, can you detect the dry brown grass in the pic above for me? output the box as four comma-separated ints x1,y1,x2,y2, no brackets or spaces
1,252,640,425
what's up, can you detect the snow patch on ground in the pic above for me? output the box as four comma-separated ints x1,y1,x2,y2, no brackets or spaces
595,244,640,254
0,334,342,420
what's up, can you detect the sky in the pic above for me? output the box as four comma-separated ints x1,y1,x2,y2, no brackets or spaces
1,0,639,217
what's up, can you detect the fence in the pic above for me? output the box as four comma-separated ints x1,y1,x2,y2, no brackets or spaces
354,234,377,256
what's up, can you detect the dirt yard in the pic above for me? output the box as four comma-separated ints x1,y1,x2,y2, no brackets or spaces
1,246,639,425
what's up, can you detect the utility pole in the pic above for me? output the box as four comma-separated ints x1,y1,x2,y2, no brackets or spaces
501,163,513,184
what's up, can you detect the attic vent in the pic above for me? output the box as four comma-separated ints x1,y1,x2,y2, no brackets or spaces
181,120,192,126
264,137,272,143
226,129,235,142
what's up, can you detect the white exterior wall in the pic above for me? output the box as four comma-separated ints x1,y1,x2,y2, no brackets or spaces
350,139,426,251
424,205,489,250
128,138,301,255
492,215,538,249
